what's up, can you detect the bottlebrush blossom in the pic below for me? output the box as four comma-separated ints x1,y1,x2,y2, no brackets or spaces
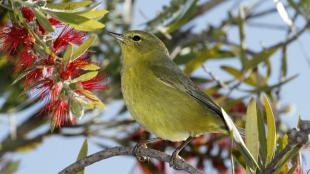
60,55,90,80
81,74,108,91
0,25,34,54
52,26,85,53
51,99,75,127
21,7,35,22
1,14,108,128
15,48,37,71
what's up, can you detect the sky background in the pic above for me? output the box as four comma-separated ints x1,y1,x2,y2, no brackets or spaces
2,0,310,173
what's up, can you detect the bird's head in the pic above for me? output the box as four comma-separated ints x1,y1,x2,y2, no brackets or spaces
108,30,169,64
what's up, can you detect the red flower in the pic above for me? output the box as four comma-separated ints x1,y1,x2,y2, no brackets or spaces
52,26,85,53
15,48,37,71
0,25,34,54
235,166,246,174
81,74,108,91
25,68,43,86
21,7,35,22
51,99,75,127
36,23,47,35
50,82,63,103
229,101,246,113
48,18,62,26
60,55,89,80
34,78,54,99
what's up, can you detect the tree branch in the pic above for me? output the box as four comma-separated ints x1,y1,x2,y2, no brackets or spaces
58,146,202,174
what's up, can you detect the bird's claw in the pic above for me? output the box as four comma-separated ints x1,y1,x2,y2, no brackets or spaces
133,143,149,162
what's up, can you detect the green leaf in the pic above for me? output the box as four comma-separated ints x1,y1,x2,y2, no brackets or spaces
70,97,84,118
184,46,235,75
273,145,301,174
263,95,276,164
79,90,105,109
34,9,54,32
287,163,297,174
245,46,279,70
281,46,288,77
242,75,298,93
237,7,247,67
63,44,73,63
11,69,33,85
81,64,100,71
47,1,92,10
76,139,88,174
176,48,234,65
79,9,108,20
146,0,187,27
48,11,105,31
221,108,260,172
257,108,267,166
165,0,198,33
72,35,97,60
245,98,259,173
71,71,98,83
221,66,256,86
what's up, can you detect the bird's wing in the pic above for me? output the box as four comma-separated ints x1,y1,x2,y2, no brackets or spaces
150,61,223,117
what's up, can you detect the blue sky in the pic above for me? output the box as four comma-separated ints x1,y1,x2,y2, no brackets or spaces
7,0,310,173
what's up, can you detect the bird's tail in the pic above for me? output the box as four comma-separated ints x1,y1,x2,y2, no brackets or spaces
221,108,260,173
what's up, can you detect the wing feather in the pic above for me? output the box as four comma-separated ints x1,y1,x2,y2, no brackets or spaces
150,61,223,117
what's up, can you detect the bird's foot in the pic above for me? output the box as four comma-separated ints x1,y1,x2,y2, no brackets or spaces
169,150,182,170
133,143,149,162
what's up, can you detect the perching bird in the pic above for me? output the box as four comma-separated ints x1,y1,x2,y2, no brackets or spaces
108,30,259,171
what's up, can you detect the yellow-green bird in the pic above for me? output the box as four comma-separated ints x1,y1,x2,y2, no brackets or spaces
108,30,258,171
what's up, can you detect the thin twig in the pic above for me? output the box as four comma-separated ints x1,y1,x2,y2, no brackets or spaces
58,146,202,174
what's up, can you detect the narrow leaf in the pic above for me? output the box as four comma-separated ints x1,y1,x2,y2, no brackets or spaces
273,145,301,174
71,71,98,83
79,9,108,20
48,11,105,31
80,90,105,109
281,46,288,77
76,139,88,174
70,97,84,118
165,0,198,33
257,108,267,165
71,35,97,60
184,46,234,75
263,95,277,164
242,75,298,93
63,44,73,63
245,47,279,70
34,9,54,32
47,1,92,10
81,64,100,71
245,98,259,173
274,0,294,28
221,66,256,86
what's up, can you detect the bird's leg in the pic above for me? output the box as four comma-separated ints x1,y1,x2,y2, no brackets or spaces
133,138,162,162
169,136,193,169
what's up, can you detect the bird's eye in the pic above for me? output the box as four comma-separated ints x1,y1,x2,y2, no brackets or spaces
132,35,141,41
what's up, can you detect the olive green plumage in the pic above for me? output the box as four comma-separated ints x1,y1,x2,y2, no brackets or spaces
109,30,259,172
116,30,227,141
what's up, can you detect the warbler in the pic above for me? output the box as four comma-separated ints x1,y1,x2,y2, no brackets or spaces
108,30,258,171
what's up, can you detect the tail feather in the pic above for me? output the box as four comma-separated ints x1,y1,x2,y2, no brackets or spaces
221,108,260,173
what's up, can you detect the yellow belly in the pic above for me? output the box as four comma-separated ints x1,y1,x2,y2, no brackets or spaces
121,64,225,141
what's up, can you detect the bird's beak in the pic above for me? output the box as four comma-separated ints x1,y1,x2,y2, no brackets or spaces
107,31,124,42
